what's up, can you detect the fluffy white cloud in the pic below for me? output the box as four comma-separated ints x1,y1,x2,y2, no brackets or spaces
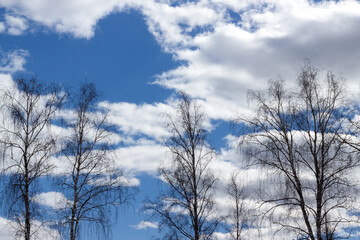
0,0,134,38
112,139,168,174
152,0,360,120
99,101,174,141
141,0,223,51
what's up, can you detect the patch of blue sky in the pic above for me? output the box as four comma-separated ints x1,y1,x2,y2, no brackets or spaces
207,120,232,150
4,10,180,104
226,2,274,33
168,0,199,7
0,7,6,21
225,9,242,25
111,173,163,240
231,120,254,138
179,23,215,38
336,226,360,240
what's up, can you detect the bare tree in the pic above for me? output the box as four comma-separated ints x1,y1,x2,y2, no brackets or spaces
238,62,358,240
58,83,133,240
0,77,64,240
224,172,248,240
147,93,219,240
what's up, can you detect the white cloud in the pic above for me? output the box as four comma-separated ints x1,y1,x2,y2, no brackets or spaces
89,175,140,187
0,22,5,32
131,220,159,230
0,49,29,73
112,139,168,174
0,216,60,240
141,0,223,50
116,175,140,187
0,73,15,88
99,101,174,140
0,217,13,240
151,0,360,120
0,0,136,38
33,191,70,210
5,14,28,35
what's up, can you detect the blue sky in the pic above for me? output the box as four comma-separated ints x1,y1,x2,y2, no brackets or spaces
3,11,177,104
1,0,360,239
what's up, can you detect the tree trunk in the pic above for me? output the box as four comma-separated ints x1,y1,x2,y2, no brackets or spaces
24,153,31,240
24,181,31,240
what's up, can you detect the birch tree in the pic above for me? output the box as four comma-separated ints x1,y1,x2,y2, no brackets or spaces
58,83,132,240
0,77,64,240
148,93,219,240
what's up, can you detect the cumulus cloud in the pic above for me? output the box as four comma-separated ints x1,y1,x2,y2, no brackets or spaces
112,139,168,174
99,101,174,141
0,0,137,38
151,0,360,120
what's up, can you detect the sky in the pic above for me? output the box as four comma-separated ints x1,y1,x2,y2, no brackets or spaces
1,0,360,239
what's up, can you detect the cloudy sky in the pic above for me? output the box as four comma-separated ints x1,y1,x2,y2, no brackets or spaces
1,0,360,239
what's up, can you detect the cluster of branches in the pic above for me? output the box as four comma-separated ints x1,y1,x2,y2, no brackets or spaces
238,61,360,240
146,93,219,240
0,79,134,240
57,83,133,240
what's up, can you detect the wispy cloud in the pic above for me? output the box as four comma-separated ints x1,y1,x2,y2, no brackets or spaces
0,49,29,73
131,221,158,230
5,14,28,35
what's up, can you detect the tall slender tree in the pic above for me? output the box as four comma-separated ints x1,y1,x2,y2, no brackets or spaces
58,83,132,240
225,172,248,240
0,77,64,240
147,93,219,240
